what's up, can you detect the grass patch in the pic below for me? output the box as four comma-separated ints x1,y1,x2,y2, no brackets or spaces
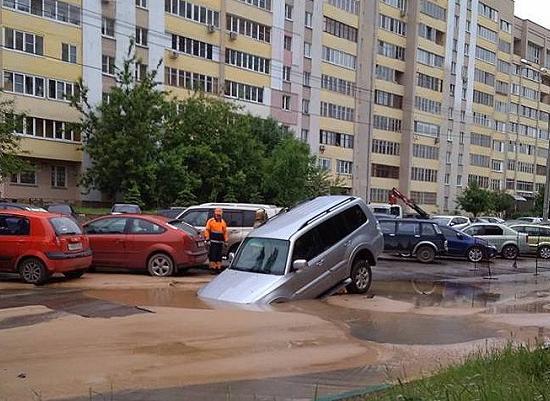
367,344,550,401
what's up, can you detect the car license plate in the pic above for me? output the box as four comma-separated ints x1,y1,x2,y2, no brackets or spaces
68,242,83,251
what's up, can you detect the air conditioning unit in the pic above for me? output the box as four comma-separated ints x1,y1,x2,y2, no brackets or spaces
169,50,178,59
207,24,216,33
229,31,238,41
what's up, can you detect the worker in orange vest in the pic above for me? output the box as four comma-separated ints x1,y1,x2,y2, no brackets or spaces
204,208,228,271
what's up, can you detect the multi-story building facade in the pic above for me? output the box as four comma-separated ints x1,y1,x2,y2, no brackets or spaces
1,0,550,213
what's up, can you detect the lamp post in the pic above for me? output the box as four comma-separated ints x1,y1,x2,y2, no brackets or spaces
541,66,550,222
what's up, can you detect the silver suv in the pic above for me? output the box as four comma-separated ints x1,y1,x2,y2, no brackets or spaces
198,196,384,304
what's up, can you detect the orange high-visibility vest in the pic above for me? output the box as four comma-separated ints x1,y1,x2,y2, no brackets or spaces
204,218,228,242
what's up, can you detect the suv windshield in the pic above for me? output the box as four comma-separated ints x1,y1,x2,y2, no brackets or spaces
50,217,82,235
231,238,289,275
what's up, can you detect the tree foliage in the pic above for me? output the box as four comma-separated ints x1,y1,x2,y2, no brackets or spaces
73,45,330,208
0,98,27,183
456,182,491,217
489,191,514,215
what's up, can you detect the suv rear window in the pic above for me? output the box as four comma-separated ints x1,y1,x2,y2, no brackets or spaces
0,215,30,235
421,223,437,236
50,217,82,235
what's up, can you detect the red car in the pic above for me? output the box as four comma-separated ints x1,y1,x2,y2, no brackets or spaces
83,215,207,276
0,210,92,284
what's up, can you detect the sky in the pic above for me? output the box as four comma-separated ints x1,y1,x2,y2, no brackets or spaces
514,0,550,30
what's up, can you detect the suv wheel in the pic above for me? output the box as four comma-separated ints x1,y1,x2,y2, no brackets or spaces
467,246,484,263
147,253,174,277
346,259,372,294
416,245,436,263
538,245,550,259
501,244,519,260
19,258,49,285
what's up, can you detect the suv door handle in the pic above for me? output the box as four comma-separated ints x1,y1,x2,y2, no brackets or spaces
315,259,325,267
343,240,352,248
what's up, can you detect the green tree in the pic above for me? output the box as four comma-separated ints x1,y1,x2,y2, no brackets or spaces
0,98,27,184
456,182,491,217
489,191,514,216
533,186,545,217
72,43,173,206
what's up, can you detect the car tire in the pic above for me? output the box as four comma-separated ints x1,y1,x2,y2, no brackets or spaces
466,246,484,263
346,259,372,294
501,244,519,260
147,253,174,277
19,258,49,285
416,245,436,263
63,270,86,279
538,245,550,259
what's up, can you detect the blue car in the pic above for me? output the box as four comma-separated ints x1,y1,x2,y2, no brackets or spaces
439,225,497,262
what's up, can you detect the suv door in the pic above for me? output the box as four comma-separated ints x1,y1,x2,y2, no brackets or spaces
421,223,444,251
0,214,30,271
379,221,397,251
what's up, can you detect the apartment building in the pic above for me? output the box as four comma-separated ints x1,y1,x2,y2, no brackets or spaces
1,0,550,212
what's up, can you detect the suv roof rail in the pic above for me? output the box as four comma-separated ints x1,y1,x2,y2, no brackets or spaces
299,197,355,230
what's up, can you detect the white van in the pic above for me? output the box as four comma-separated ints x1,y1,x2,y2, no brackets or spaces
368,203,403,218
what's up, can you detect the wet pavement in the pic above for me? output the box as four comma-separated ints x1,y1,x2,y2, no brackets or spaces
2,257,550,400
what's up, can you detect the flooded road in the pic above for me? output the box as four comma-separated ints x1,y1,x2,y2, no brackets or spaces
2,258,550,400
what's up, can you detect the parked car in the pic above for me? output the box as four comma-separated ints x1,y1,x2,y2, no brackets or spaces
0,202,46,212
198,196,383,304
508,224,550,259
439,225,497,262
0,210,92,284
47,203,81,223
475,216,505,224
431,215,472,230
378,219,447,263
201,203,282,219
83,215,207,276
111,204,141,215
461,223,529,259
515,217,543,224
157,207,186,219
178,204,272,255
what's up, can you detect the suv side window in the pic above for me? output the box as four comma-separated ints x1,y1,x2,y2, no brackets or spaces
339,205,368,235
524,226,541,236
0,215,30,235
484,225,503,236
293,227,324,262
421,223,436,236
242,210,258,227
397,222,419,235
224,211,244,227
513,226,526,233
380,221,396,234
181,209,209,227
541,227,550,237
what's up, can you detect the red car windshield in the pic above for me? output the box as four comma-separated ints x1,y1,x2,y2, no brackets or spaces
49,217,82,236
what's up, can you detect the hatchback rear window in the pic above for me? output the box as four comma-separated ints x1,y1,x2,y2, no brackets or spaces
49,217,82,235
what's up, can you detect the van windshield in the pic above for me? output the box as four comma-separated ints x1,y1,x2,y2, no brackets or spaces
231,238,289,275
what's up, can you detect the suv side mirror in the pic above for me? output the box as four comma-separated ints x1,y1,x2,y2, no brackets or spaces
292,259,308,272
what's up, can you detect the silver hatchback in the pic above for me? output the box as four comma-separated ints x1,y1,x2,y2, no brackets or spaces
198,196,384,304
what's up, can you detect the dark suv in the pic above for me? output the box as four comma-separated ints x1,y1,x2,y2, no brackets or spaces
378,219,447,263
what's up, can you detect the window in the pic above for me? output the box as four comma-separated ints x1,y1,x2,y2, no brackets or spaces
320,130,354,149
17,116,80,142
282,95,291,111
475,46,496,64
320,102,354,121
135,0,147,8
284,3,293,20
304,42,311,58
411,167,438,182
411,192,437,205
417,48,444,67
101,17,115,37
325,16,358,41
374,90,403,109
468,175,490,189
48,78,75,101
336,160,353,175
235,0,271,11
478,2,498,21
165,0,220,27
418,23,443,43
319,158,331,171
500,19,511,33
376,65,398,82
128,218,167,234
305,12,313,28
417,72,442,91
322,46,356,69
50,165,66,188
474,68,495,86
372,139,400,156
135,27,148,46
302,99,309,114
415,96,441,115
470,154,490,168
321,75,355,96
61,43,76,63
224,80,264,103
102,55,115,75
225,49,270,74
382,0,407,10
527,41,541,64
378,40,405,60
10,170,36,185
4,28,43,55
327,0,359,14
226,14,271,42
378,14,406,36
284,36,292,50
473,90,494,106
171,34,216,60
477,25,497,42
498,39,511,53
414,121,440,137
412,144,438,159
371,164,399,179
282,66,291,81
420,0,446,20
300,129,308,142
3,71,45,98
303,71,311,87
134,63,147,81
497,59,510,73
373,115,401,132
85,218,129,235
3,0,80,25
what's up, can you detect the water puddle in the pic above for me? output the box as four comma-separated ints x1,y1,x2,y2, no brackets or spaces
85,288,211,310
